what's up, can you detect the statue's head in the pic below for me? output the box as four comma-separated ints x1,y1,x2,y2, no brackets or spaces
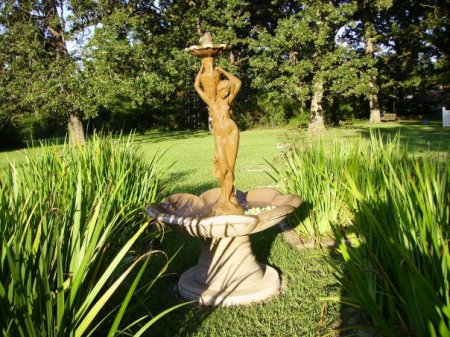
217,80,231,98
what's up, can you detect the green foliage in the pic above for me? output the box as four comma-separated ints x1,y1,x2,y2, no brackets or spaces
82,6,176,130
331,150,450,336
286,111,310,128
0,134,182,336
1,0,450,143
273,132,406,242
249,0,375,123
0,0,99,144
373,1,448,112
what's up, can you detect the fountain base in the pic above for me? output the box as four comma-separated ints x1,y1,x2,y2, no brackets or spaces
178,264,280,306
177,235,280,306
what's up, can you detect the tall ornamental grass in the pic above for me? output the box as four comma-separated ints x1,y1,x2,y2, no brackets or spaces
273,133,406,242
332,153,450,336
276,131,449,335
0,134,181,336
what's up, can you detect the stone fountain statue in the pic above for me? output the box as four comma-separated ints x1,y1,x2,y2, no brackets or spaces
194,33,243,216
146,33,301,306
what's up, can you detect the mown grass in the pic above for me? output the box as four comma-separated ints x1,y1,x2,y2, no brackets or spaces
135,121,449,336
118,127,344,336
4,119,448,171
139,228,341,337
311,119,450,154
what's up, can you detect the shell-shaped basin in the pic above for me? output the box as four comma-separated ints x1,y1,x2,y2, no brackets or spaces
146,188,301,238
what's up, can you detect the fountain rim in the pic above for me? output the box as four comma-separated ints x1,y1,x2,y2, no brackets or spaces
145,187,301,238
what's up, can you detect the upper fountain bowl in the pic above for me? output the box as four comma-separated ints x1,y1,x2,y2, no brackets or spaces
185,32,229,58
185,43,229,58
146,188,301,238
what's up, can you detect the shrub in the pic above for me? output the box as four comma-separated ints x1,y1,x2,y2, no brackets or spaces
0,134,182,336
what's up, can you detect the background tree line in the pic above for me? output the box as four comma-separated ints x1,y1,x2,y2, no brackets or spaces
1,0,449,147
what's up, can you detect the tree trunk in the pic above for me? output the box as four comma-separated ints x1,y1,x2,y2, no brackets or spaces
45,0,86,144
308,79,326,133
367,38,381,123
363,8,381,124
68,114,86,146
369,77,381,123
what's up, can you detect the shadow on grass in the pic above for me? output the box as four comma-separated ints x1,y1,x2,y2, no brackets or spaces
163,170,216,196
140,230,209,337
143,230,282,336
137,130,209,144
357,120,450,153
146,229,282,336
325,169,447,336
324,244,375,337
288,201,313,232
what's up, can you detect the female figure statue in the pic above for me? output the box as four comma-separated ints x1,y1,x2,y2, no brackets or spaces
195,57,244,215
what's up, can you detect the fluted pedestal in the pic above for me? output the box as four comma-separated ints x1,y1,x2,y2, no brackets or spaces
178,235,280,306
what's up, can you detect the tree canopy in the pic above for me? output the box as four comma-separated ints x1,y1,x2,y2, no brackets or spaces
1,0,448,146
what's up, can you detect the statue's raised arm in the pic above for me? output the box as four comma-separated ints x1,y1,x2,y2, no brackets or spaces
215,67,241,105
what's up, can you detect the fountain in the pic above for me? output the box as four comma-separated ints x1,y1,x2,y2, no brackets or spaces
146,33,301,306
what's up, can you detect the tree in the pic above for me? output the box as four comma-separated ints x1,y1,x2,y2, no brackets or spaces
375,0,443,115
82,2,180,131
249,0,371,130
421,0,450,88
0,1,99,144
1,0,448,144
155,0,253,129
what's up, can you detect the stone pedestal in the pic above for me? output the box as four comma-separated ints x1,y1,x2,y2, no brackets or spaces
178,235,280,306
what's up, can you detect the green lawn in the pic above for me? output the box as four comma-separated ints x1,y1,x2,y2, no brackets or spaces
143,230,341,337
3,119,449,171
129,120,450,336
325,119,449,154
0,147,31,169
